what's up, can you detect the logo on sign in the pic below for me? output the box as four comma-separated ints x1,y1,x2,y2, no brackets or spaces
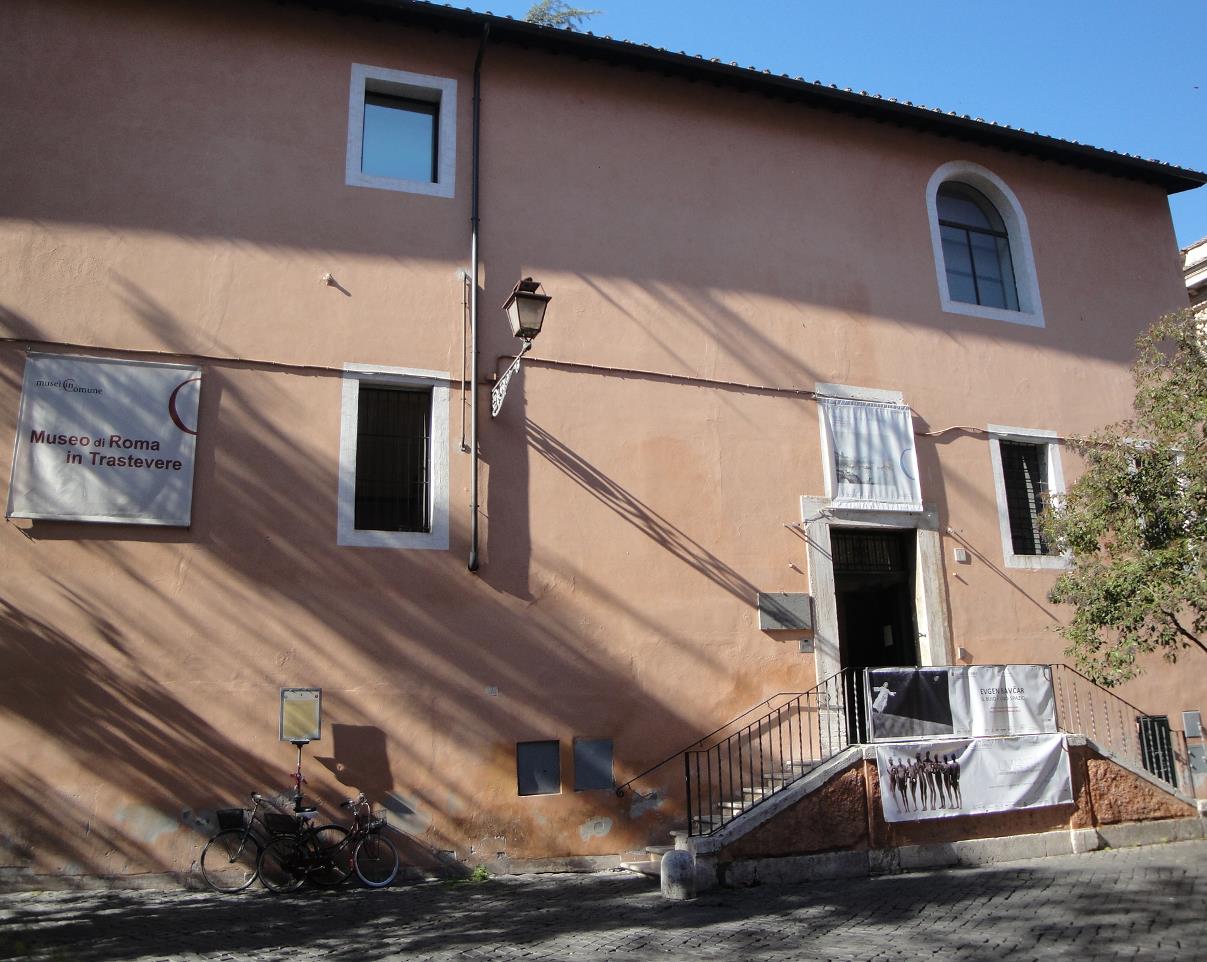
34,378,103,395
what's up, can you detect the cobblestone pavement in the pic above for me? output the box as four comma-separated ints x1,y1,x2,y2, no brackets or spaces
2,841,1205,962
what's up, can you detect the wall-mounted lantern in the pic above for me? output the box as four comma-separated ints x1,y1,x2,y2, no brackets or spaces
492,277,551,416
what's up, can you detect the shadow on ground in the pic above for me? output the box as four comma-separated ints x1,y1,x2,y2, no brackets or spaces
2,844,1204,962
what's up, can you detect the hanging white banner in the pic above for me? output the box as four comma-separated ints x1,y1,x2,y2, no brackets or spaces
867,665,1056,741
965,665,1056,737
819,398,922,511
6,354,201,526
876,734,1072,823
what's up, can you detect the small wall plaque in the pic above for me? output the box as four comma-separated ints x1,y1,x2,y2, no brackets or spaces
758,592,814,631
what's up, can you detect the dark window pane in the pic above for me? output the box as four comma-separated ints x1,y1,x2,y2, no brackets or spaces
362,93,438,183
1000,440,1050,555
517,741,560,796
355,386,431,532
994,235,1019,310
941,227,978,304
937,189,992,230
969,231,1004,280
573,738,614,791
937,183,1006,232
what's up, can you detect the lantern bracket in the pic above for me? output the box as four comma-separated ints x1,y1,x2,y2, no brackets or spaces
491,338,533,417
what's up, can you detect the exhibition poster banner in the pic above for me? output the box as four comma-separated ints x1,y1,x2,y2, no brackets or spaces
819,397,922,512
866,665,1056,741
875,733,1073,823
6,354,202,526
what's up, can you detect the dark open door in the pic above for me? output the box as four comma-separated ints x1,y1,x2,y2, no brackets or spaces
832,528,919,741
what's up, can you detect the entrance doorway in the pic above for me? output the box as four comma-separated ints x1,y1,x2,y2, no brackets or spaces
831,528,919,740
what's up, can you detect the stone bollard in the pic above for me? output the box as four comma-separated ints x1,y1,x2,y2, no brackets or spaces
660,849,696,900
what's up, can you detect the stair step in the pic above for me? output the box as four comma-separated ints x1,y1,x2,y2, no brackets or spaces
619,859,661,878
645,844,673,856
763,764,818,785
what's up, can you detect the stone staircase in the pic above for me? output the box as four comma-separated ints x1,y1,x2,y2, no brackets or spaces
615,665,1206,890
619,759,823,878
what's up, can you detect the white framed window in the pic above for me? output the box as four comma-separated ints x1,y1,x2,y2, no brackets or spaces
925,161,1044,328
987,424,1069,570
345,63,457,198
816,383,922,513
337,364,450,550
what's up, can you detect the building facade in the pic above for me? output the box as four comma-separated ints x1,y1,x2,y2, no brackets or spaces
1,0,1203,879
1185,236,1207,310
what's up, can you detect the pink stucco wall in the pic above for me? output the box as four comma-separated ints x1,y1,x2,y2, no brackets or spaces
0,0,1198,878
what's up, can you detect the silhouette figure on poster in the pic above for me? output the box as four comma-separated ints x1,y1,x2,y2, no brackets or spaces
883,747,966,817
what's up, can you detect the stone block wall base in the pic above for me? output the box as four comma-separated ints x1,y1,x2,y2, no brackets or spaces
0,870,193,894
708,816,1206,892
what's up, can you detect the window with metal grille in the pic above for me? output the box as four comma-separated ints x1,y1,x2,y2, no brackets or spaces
831,530,907,573
999,440,1049,555
354,385,431,533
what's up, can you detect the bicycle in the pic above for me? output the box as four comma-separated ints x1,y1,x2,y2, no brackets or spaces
257,792,399,892
199,793,296,893
344,792,400,888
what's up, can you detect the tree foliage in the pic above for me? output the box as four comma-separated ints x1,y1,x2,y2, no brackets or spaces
524,0,600,30
1043,309,1207,686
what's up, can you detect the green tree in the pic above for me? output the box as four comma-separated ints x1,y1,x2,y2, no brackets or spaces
1043,308,1207,687
525,0,600,29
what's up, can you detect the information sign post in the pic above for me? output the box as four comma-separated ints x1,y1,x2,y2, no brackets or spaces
280,688,322,811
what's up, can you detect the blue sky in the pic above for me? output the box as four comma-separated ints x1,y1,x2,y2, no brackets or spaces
469,0,1206,248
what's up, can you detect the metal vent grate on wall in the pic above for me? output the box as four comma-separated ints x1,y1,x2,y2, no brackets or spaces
1137,714,1178,788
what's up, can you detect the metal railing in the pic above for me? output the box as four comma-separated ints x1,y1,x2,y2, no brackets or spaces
1050,663,1194,794
615,691,810,799
684,669,862,836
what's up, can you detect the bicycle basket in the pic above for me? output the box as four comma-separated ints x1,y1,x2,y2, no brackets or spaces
263,812,299,835
367,814,386,833
216,808,247,831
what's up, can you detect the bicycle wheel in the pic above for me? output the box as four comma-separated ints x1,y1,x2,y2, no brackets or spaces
353,833,399,888
200,829,261,893
258,835,307,893
308,825,353,888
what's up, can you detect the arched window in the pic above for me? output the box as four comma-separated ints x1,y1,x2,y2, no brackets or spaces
925,162,1043,327
937,183,1019,311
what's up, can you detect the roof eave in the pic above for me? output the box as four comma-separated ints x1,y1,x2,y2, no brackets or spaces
298,0,1207,194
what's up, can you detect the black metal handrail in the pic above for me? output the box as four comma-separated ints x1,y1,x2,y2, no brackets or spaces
615,690,806,798
684,669,862,836
1050,663,1193,792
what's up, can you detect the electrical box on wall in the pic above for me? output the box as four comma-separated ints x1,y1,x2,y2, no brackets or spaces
757,592,813,631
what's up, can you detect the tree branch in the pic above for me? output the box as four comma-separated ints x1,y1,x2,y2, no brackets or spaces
1165,610,1207,653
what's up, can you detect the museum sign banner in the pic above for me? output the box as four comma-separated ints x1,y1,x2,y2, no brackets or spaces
6,353,202,526
866,665,1057,741
875,733,1073,823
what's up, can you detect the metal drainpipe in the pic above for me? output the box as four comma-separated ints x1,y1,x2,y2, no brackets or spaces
468,24,489,573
